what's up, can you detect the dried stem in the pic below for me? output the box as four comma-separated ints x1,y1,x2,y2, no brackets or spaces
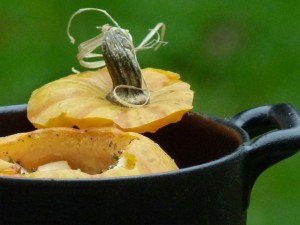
102,27,149,107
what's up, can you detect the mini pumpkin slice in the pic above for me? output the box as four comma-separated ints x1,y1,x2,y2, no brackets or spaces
0,127,178,178
27,67,193,133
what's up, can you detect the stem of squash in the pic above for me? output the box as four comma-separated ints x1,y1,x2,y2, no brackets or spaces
102,27,149,107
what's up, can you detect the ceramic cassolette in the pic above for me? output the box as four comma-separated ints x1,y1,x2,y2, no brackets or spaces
0,103,299,225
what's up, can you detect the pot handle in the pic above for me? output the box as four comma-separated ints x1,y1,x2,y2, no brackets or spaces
230,103,300,207
231,103,300,167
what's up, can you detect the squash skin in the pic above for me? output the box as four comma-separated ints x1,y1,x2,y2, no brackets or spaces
27,68,193,133
0,127,178,178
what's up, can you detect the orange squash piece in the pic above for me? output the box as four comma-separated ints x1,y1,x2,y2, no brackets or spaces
27,68,193,133
0,127,178,178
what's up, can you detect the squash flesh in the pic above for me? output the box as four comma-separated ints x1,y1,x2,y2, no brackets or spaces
0,127,178,178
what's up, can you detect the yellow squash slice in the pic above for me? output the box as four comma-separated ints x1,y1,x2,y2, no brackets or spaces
0,127,178,178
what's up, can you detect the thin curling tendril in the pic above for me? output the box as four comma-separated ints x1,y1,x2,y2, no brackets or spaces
112,85,150,108
67,7,167,71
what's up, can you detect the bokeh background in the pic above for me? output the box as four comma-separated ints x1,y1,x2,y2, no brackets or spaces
1,1,299,224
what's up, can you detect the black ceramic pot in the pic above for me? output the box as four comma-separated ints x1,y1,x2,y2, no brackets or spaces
0,103,299,225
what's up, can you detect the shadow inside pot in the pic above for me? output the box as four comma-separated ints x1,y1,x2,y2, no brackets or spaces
145,112,244,168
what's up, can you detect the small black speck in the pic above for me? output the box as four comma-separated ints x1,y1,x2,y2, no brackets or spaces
129,139,135,144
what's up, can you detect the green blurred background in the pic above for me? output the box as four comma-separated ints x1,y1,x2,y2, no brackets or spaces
1,1,299,224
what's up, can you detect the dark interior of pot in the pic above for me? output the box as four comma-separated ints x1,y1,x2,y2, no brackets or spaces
0,106,243,169
145,112,244,168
